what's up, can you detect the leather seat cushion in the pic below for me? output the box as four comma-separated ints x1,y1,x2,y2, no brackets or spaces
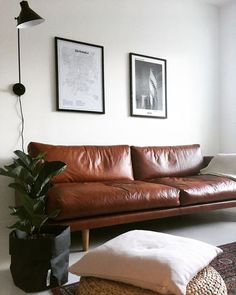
149,175,236,206
47,181,180,220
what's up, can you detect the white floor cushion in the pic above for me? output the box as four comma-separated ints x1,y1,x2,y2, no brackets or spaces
69,230,222,295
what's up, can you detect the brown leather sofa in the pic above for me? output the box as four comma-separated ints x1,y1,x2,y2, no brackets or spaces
28,142,236,251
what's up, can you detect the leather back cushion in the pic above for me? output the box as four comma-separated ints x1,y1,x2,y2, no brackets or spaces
28,142,134,183
131,144,203,180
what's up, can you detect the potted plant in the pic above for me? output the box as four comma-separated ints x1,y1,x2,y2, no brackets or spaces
0,150,70,292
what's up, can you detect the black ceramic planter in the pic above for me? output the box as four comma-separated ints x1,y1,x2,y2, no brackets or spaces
9,225,71,293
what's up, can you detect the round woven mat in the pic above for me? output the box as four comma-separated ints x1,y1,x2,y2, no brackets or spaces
76,266,227,295
186,266,227,295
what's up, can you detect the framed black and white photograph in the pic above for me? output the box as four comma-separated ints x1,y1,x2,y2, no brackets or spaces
55,37,105,114
130,53,167,118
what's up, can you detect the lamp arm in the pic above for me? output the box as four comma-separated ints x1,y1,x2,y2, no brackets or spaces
12,0,45,153
13,27,25,152
13,28,26,96
17,29,22,84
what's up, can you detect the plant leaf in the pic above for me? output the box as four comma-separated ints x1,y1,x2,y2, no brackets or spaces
34,161,66,197
1,150,65,235
0,166,23,178
9,206,29,220
19,194,34,219
14,150,32,168
32,196,46,214
47,209,60,219
8,220,33,234
9,182,28,195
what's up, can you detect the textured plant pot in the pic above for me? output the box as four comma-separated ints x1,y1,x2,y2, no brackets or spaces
9,225,70,293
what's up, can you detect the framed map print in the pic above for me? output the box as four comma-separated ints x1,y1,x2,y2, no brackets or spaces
55,37,105,114
130,53,167,119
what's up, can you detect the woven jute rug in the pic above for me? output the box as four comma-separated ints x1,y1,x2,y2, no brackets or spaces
51,241,236,295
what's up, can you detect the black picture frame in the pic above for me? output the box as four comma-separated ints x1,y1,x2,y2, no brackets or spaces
130,53,167,119
55,37,105,114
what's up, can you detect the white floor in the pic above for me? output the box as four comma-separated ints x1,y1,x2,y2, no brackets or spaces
0,208,236,295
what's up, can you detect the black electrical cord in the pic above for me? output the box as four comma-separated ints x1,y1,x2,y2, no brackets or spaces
18,96,25,153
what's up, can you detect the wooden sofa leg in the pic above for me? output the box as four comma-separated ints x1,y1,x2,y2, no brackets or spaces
82,229,89,251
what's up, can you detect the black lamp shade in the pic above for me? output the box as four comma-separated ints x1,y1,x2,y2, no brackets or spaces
16,1,45,29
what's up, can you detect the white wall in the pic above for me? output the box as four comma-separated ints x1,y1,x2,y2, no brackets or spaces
0,0,220,224
219,0,236,152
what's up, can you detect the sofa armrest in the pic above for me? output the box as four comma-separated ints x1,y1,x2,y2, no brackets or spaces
203,156,213,168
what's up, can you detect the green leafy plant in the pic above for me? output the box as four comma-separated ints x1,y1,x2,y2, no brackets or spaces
0,150,66,238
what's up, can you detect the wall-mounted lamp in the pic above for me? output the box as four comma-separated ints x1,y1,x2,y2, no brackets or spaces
13,1,45,151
